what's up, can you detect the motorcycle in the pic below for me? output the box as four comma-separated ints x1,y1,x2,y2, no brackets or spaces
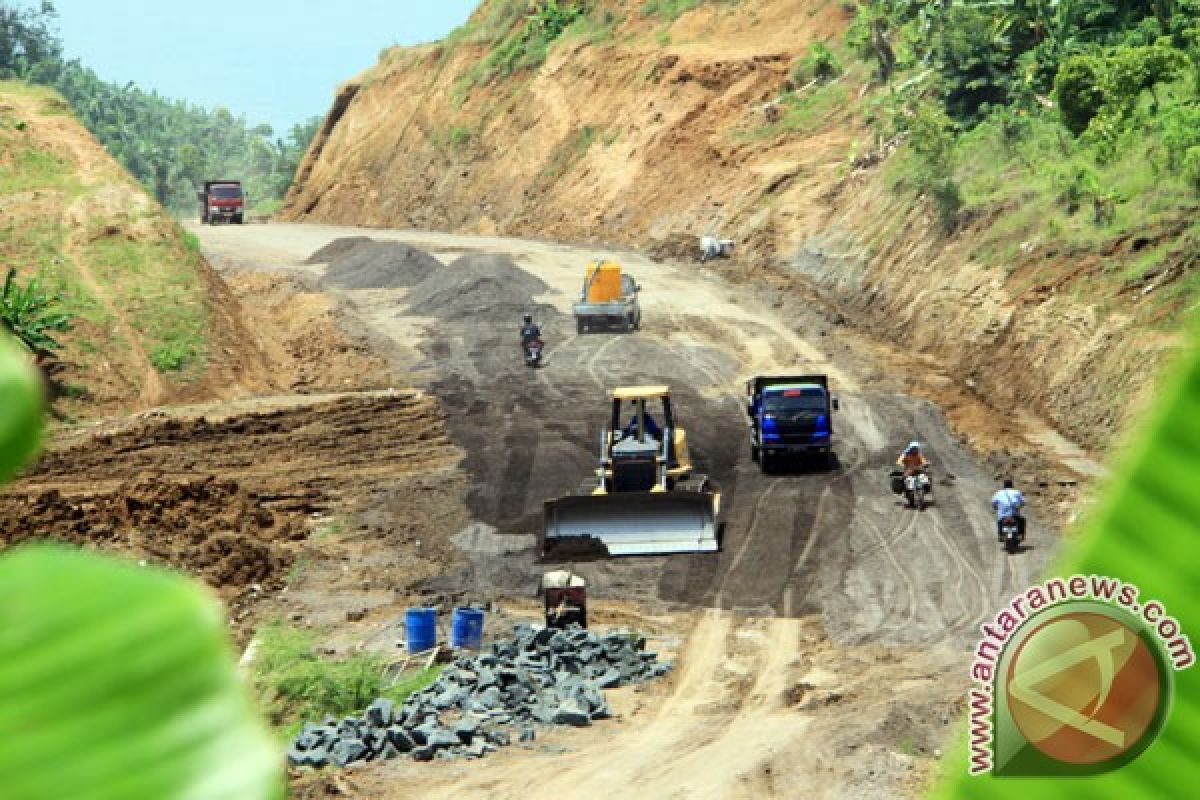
999,514,1024,554
523,337,544,368
903,469,932,510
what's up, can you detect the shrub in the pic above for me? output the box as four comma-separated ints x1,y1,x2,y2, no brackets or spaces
253,622,440,732
791,42,843,85
0,268,72,356
1055,55,1108,136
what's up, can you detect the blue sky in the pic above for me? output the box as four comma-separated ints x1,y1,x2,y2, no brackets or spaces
33,0,478,136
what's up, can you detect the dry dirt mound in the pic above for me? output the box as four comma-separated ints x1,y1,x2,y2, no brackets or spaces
0,476,296,595
645,232,700,263
317,239,442,290
405,253,548,318
3,391,461,599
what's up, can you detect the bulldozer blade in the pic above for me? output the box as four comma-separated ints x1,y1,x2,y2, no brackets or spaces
541,491,720,557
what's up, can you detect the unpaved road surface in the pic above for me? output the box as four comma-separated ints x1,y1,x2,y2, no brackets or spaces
195,222,1058,797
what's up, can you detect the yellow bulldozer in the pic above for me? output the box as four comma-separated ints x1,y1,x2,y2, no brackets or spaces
541,386,720,557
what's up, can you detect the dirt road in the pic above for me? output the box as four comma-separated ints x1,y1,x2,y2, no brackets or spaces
194,222,1056,796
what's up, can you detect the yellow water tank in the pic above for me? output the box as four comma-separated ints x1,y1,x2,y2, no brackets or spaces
585,261,623,303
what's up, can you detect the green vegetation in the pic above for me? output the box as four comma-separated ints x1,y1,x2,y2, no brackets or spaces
0,2,319,213
791,41,844,85
735,81,851,141
450,1,626,98
253,621,441,735
83,229,210,375
0,542,282,799
540,124,599,181
847,1,1200,320
0,143,81,195
0,267,72,355
434,123,475,154
642,0,701,22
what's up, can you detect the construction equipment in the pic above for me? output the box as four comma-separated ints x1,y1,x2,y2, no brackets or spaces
541,386,720,558
573,260,641,333
540,570,587,629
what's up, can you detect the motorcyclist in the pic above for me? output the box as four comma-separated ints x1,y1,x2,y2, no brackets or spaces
896,441,929,475
519,314,542,345
991,478,1026,539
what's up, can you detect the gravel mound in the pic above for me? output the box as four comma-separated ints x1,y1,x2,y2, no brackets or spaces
405,254,547,318
317,240,442,290
304,236,374,265
287,623,670,768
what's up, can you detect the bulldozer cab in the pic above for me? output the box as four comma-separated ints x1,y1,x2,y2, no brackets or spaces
605,387,685,492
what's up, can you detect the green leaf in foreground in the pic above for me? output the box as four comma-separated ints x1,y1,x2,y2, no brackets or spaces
0,332,42,482
932,317,1200,796
0,545,283,800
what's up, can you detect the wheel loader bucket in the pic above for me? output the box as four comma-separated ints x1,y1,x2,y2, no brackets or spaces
541,491,720,558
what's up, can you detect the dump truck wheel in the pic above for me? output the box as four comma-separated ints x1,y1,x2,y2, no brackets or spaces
750,444,759,463
576,318,585,334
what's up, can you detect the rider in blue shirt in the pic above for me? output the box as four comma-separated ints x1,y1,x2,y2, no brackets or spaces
990,479,1026,539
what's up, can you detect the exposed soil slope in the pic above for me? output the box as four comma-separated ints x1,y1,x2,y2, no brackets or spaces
0,81,270,417
280,0,1189,453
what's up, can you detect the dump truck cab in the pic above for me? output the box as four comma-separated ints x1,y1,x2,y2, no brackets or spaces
573,260,641,333
542,386,719,558
747,374,839,471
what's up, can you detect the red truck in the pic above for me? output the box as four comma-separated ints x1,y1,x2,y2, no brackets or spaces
197,180,245,224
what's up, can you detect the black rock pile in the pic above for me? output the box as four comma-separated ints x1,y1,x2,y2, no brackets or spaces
288,624,670,768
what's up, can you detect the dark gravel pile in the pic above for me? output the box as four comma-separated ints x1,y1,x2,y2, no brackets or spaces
304,236,375,265
404,254,547,318
317,240,442,290
287,624,670,768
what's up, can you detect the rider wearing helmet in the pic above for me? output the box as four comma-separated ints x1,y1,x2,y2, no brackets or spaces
896,441,928,475
519,313,541,344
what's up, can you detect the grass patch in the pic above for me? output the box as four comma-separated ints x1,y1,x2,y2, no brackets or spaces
253,622,442,735
733,82,849,141
432,123,474,154
0,146,82,195
642,0,701,22
539,125,599,182
84,228,210,377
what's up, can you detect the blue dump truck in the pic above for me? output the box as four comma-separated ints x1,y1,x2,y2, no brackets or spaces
746,374,838,472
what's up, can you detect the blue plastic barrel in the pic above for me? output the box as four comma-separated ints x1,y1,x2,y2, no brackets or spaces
450,607,485,650
405,607,437,654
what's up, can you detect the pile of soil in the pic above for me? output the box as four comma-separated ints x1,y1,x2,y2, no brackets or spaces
645,232,700,263
0,475,297,595
316,239,442,290
405,253,548,318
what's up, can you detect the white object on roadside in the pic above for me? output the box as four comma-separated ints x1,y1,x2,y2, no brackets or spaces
700,236,735,262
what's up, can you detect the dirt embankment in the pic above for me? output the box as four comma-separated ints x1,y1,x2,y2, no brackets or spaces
1,391,461,606
0,81,273,418
280,0,1185,455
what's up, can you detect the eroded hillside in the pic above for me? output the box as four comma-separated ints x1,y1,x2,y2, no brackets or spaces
0,81,270,418
281,0,1197,454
